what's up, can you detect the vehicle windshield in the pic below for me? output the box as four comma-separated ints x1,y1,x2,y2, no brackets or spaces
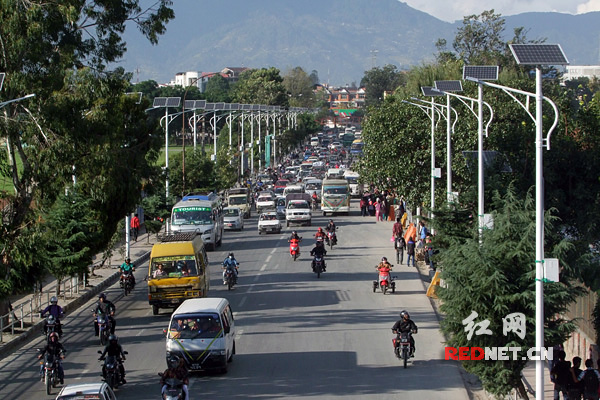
260,214,278,221
228,197,246,205
150,256,199,279
285,188,302,194
305,183,321,190
169,313,223,339
224,209,240,216
288,202,309,209
258,197,273,203
172,207,212,225
346,177,358,184
276,198,286,206
323,187,348,195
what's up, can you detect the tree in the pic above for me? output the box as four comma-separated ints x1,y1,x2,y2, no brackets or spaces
360,64,406,107
437,186,583,398
452,10,506,65
309,70,320,86
205,75,232,103
283,67,316,108
234,68,289,106
169,149,218,196
0,1,174,307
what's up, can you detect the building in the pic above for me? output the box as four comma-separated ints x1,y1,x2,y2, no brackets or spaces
563,65,600,81
168,67,251,92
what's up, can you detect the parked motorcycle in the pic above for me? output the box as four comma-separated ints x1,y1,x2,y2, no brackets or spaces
312,255,326,278
95,310,112,346
289,238,302,261
373,266,396,295
392,329,415,369
38,350,61,395
158,372,184,400
120,271,134,296
98,350,127,389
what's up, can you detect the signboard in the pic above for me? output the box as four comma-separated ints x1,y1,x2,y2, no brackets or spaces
265,135,271,168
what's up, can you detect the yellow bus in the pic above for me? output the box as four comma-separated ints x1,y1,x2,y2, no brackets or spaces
147,233,209,315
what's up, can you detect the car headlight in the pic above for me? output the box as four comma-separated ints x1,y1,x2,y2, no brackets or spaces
203,229,212,235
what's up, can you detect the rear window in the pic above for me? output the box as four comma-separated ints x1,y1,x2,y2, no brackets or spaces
257,197,272,202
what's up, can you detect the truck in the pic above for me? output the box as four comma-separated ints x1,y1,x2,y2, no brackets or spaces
227,187,251,218
321,178,350,216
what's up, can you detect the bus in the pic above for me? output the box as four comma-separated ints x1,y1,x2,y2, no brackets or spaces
350,139,364,156
147,233,210,315
321,178,350,216
170,193,224,250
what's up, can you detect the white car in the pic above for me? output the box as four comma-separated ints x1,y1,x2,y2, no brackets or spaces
286,199,312,227
223,207,244,230
256,195,275,214
258,212,282,234
55,383,117,400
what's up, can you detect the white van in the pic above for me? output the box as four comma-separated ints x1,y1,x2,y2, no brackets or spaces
310,137,319,147
165,298,235,373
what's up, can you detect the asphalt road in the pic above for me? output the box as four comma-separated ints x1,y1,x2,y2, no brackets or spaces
0,204,469,399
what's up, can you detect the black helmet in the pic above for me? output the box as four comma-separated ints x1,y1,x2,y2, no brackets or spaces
98,293,106,300
400,310,410,319
329,219,333,223
292,231,297,235
168,355,180,369
109,335,118,343
50,296,58,304
125,258,131,263
382,257,388,262
228,252,234,259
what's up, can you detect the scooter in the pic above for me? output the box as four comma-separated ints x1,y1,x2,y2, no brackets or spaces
158,373,184,400
289,238,302,261
392,329,415,369
373,266,396,295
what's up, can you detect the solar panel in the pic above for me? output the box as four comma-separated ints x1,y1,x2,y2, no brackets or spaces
153,97,167,107
204,103,215,110
184,100,195,109
252,105,260,111
509,44,569,65
260,105,268,111
242,104,252,111
194,100,206,109
463,66,498,81
229,103,239,111
434,80,463,92
0,72,4,91
421,87,444,97
166,97,181,107
214,102,225,110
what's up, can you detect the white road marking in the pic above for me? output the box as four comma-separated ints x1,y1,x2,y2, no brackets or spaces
260,264,267,271
274,263,279,270
136,329,146,337
265,255,272,263
75,369,89,379
235,329,244,340
239,296,247,307
270,248,276,254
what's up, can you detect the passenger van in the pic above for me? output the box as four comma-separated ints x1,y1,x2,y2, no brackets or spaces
170,193,224,250
148,233,209,315
310,137,319,147
165,298,235,373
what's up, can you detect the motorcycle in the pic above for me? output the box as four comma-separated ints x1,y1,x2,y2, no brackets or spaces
120,271,134,296
325,228,337,249
38,350,61,395
392,329,415,369
312,197,319,211
98,350,127,389
158,373,184,400
289,238,301,261
312,255,326,278
95,310,112,346
224,267,237,291
373,266,396,295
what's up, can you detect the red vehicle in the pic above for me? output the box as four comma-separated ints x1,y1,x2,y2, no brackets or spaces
373,264,396,295
274,179,289,194
289,238,301,261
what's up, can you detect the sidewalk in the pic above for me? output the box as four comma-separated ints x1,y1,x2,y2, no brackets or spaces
0,230,159,360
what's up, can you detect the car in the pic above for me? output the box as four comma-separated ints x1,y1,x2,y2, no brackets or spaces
285,199,312,227
258,212,282,234
304,179,323,200
275,196,287,220
55,382,117,400
223,207,244,230
256,195,276,214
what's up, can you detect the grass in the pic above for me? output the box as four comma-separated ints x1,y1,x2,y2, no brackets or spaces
156,145,215,166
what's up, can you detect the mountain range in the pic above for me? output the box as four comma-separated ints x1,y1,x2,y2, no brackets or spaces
118,0,600,86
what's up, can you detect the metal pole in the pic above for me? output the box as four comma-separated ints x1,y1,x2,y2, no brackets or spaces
193,109,197,150
251,112,255,175
213,111,217,162
273,115,277,168
430,98,435,233
165,107,169,199
446,94,452,202
258,111,262,171
241,114,245,178
125,215,130,260
478,83,484,242
535,66,545,400
228,112,232,148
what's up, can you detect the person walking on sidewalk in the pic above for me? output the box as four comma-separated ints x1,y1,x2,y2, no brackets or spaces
571,358,600,400
130,214,140,242
406,236,416,267
551,350,571,400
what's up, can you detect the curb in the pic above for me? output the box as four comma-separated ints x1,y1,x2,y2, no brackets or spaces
0,250,151,361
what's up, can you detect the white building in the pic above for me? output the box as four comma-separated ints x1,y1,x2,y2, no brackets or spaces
563,65,600,81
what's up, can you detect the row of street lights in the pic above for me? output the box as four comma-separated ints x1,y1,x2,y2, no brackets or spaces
406,44,567,400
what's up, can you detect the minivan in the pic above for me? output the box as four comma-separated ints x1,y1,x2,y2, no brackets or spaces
165,298,235,373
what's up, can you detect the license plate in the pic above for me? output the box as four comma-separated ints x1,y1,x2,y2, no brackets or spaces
171,299,179,304
228,223,233,227
190,363,201,369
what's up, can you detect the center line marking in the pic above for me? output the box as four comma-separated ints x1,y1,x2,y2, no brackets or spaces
260,264,267,271
136,329,146,337
239,296,247,307
270,248,276,254
265,255,272,263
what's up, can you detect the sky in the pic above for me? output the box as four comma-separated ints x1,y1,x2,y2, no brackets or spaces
401,0,600,22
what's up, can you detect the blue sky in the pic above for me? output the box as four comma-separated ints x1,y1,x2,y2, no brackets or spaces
401,0,600,22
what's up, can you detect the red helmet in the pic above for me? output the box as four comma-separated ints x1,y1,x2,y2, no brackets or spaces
49,332,59,342
318,227,323,232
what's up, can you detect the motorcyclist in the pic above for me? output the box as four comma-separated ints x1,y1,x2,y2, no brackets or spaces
392,310,418,357
160,356,189,400
376,257,393,278
93,293,116,335
289,230,301,242
41,296,64,336
38,332,65,384
310,241,327,272
98,335,127,384
311,191,318,208
222,252,240,285
314,227,326,244
119,258,136,287
325,219,337,245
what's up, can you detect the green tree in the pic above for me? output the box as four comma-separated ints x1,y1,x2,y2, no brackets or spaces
205,75,232,103
452,10,507,65
234,68,289,106
437,186,583,398
169,150,218,196
360,64,406,107
283,67,316,108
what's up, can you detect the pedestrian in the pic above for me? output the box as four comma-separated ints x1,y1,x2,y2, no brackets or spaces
360,196,367,217
130,213,140,242
375,198,383,222
568,356,584,400
406,236,416,267
571,358,600,400
551,350,571,400
419,220,428,244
